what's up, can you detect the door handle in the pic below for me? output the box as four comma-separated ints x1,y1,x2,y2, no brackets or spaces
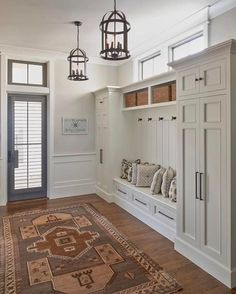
195,172,200,200
200,173,205,201
100,149,103,164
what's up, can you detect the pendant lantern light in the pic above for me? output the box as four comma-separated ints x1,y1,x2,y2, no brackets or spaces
100,0,131,61
68,21,89,81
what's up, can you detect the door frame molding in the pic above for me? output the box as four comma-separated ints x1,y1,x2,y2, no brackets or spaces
0,53,55,205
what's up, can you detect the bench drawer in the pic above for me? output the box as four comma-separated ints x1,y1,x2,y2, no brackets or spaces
153,203,176,227
114,182,131,200
131,191,150,212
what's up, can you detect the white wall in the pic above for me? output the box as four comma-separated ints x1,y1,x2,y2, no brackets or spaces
54,60,117,154
209,7,236,46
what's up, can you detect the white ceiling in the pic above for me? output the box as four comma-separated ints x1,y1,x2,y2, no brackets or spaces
0,0,220,58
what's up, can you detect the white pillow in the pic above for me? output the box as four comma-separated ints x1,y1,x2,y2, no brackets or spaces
136,164,160,187
161,167,175,198
150,167,166,195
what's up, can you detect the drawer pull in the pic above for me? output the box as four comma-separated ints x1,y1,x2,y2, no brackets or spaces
135,198,147,206
118,189,127,195
158,210,174,220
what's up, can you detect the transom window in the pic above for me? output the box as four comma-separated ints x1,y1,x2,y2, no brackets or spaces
140,53,161,80
171,33,205,62
8,60,47,87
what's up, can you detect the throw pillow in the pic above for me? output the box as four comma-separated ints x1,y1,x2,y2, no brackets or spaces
136,164,160,187
161,167,176,198
169,177,177,202
131,162,138,185
150,167,166,195
127,166,133,182
121,159,141,179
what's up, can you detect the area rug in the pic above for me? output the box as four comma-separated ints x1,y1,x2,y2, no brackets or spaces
0,203,182,294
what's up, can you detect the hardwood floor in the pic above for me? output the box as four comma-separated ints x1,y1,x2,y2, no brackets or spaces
1,194,236,294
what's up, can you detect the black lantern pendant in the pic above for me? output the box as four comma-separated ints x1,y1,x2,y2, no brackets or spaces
100,0,131,61
68,21,89,81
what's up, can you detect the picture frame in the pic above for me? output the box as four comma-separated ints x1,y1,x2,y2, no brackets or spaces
62,118,88,135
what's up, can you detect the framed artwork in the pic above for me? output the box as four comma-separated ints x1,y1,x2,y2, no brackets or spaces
62,118,88,135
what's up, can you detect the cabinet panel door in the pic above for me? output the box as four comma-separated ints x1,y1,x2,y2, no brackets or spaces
199,59,226,93
178,67,199,97
177,99,200,247
96,114,104,188
199,96,227,263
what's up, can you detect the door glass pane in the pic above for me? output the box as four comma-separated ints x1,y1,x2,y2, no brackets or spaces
14,144,28,190
28,64,43,85
14,101,27,144
13,100,43,190
28,144,42,188
28,102,42,143
12,63,27,84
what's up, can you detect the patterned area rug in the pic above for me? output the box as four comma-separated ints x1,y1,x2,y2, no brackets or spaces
0,204,182,294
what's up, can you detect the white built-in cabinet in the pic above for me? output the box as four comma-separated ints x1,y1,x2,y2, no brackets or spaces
178,96,227,263
93,87,134,202
170,40,236,288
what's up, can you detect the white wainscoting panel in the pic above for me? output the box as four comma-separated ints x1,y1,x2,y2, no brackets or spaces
52,153,96,198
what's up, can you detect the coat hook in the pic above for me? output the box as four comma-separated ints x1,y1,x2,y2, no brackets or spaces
171,116,177,120
138,118,143,122
148,118,152,121
159,117,164,121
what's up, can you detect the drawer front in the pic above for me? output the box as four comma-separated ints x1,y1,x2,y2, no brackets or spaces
114,182,131,201
131,192,150,212
153,203,176,227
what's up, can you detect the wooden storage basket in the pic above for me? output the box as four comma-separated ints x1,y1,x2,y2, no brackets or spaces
125,92,137,108
171,83,176,101
152,85,171,104
137,89,148,106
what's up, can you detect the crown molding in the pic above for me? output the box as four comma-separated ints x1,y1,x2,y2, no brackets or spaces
209,0,236,19
0,44,120,67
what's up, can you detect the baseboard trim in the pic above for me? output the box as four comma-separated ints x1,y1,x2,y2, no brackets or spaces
175,237,233,288
113,194,175,242
52,182,96,199
95,186,113,203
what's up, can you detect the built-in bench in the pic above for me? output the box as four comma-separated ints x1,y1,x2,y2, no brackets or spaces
113,178,177,242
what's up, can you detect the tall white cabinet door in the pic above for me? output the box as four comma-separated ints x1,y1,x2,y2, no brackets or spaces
178,99,200,247
96,113,104,189
199,59,226,93
199,96,227,263
178,67,199,97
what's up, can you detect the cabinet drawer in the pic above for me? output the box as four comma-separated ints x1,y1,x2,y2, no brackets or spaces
153,203,176,226
131,192,150,211
114,183,131,200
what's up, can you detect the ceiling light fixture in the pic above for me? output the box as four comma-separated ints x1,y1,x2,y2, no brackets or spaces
100,0,131,61
68,21,89,81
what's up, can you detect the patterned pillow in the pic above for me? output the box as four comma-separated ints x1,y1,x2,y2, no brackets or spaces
131,162,138,185
161,167,176,198
121,159,141,179
150,167,166,195
136,164,160,187
131,162,149,185
127,166,133,182
169,177,177,202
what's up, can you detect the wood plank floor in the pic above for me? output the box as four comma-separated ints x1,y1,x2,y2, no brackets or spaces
1,194,236,294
